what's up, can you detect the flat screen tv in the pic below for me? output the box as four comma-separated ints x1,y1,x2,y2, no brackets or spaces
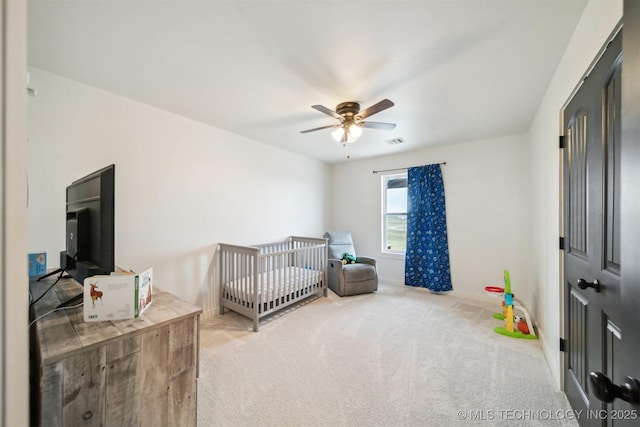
57,164,115,306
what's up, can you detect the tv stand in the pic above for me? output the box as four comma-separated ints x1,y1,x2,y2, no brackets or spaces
36,268,65,282
30,275,202,426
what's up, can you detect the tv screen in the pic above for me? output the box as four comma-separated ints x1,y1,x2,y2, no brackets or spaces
64,164,115,286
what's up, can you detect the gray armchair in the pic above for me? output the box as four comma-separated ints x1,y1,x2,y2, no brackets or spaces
324,231,378,296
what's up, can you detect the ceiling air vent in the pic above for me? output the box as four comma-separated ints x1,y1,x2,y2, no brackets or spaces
386,137,406,145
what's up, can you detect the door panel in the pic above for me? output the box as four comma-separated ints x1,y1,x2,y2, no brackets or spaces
563,30,622,426
568,288,589,404
604,62,622,275
567,110,588,258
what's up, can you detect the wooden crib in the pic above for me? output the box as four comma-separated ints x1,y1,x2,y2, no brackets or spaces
218,236,328,331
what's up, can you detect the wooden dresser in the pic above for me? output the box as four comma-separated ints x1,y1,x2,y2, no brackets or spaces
29,276,202,426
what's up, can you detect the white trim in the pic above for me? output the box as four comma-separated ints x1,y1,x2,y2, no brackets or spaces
2,0,29,424
377,252,405,261
380,172,408,255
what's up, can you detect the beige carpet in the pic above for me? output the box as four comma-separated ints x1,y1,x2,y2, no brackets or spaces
197,282,577,427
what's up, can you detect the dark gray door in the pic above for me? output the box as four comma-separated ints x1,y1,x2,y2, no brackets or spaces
562,29,625,426
563,2,640,424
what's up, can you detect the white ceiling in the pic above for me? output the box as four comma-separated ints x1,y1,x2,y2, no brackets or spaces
27,0,588,164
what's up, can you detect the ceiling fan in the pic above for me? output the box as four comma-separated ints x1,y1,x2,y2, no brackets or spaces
300,99,396,143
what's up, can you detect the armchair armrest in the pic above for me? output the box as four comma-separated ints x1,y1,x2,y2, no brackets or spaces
328,258,345,271
356,256,376,267
327,258,345,295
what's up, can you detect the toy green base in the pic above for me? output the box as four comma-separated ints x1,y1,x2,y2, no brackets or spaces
493,313,505,320
494,326,538,340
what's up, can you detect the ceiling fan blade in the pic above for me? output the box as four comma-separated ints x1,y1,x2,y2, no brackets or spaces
311,105,342,120
300,124,340,134
360,121,396,130
356,99,395,120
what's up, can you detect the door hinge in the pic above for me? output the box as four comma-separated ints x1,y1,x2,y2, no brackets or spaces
560,338,567,352
559,236,565,250
559,135,565,149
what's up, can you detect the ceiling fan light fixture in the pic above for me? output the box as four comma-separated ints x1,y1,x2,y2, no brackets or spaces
349,123,363,140
331,126,345,142
331,122,362,143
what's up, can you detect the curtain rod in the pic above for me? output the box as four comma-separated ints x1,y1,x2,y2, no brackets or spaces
372,162,446,174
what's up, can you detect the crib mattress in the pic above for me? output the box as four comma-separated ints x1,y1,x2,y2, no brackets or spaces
222,266,323,304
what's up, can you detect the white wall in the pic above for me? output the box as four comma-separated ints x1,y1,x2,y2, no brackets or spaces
529,0,622,388
27,67,331,311
330,134,530,303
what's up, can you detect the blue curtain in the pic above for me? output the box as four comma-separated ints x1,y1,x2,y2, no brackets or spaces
404,164,452,291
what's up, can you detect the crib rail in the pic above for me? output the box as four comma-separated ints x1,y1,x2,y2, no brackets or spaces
218,236,327,331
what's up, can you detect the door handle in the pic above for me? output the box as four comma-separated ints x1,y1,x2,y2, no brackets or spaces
577,278,601,292
590,372,640,404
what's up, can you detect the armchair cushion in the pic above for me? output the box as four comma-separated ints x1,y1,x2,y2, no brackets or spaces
343,263,376,282
325,231,357,259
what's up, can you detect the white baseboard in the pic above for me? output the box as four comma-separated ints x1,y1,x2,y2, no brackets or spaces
537,328,563,391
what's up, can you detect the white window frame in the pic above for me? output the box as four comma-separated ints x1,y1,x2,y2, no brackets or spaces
381,172,408,256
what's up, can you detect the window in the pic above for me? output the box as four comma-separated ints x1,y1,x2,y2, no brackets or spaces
382,173,408,254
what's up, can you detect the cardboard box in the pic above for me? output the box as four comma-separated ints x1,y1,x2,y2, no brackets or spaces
28,252,47,277
83,267,153,322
